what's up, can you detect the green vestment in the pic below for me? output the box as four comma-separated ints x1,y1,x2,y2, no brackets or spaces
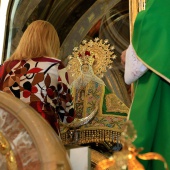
129,0,170,169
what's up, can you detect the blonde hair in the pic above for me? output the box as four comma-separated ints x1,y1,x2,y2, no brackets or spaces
9,20,60,61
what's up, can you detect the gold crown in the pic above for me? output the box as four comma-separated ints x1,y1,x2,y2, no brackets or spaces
67,38,116,78
77,50,95,66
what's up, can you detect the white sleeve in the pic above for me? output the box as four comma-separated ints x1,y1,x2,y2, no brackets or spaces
124,44,148,85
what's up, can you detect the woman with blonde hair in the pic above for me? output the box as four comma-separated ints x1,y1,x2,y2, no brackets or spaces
0,20,75,136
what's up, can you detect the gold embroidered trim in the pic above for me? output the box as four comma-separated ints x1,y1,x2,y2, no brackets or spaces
136,55,170,83
105,93,129,113
72,81,105,118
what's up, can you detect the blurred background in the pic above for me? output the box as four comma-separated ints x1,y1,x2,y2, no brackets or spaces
0,0,131,107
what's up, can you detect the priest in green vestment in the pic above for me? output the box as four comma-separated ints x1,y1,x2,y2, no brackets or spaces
122,0,170,169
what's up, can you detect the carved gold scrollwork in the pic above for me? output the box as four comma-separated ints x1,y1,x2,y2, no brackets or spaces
0,131,18,170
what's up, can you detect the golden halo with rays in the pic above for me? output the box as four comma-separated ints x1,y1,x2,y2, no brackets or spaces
67,37,117,79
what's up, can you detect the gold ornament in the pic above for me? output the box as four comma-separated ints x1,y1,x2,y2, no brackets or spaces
77,51,95,66
95,121,169,170
67,38,116,79
0,131,18,170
